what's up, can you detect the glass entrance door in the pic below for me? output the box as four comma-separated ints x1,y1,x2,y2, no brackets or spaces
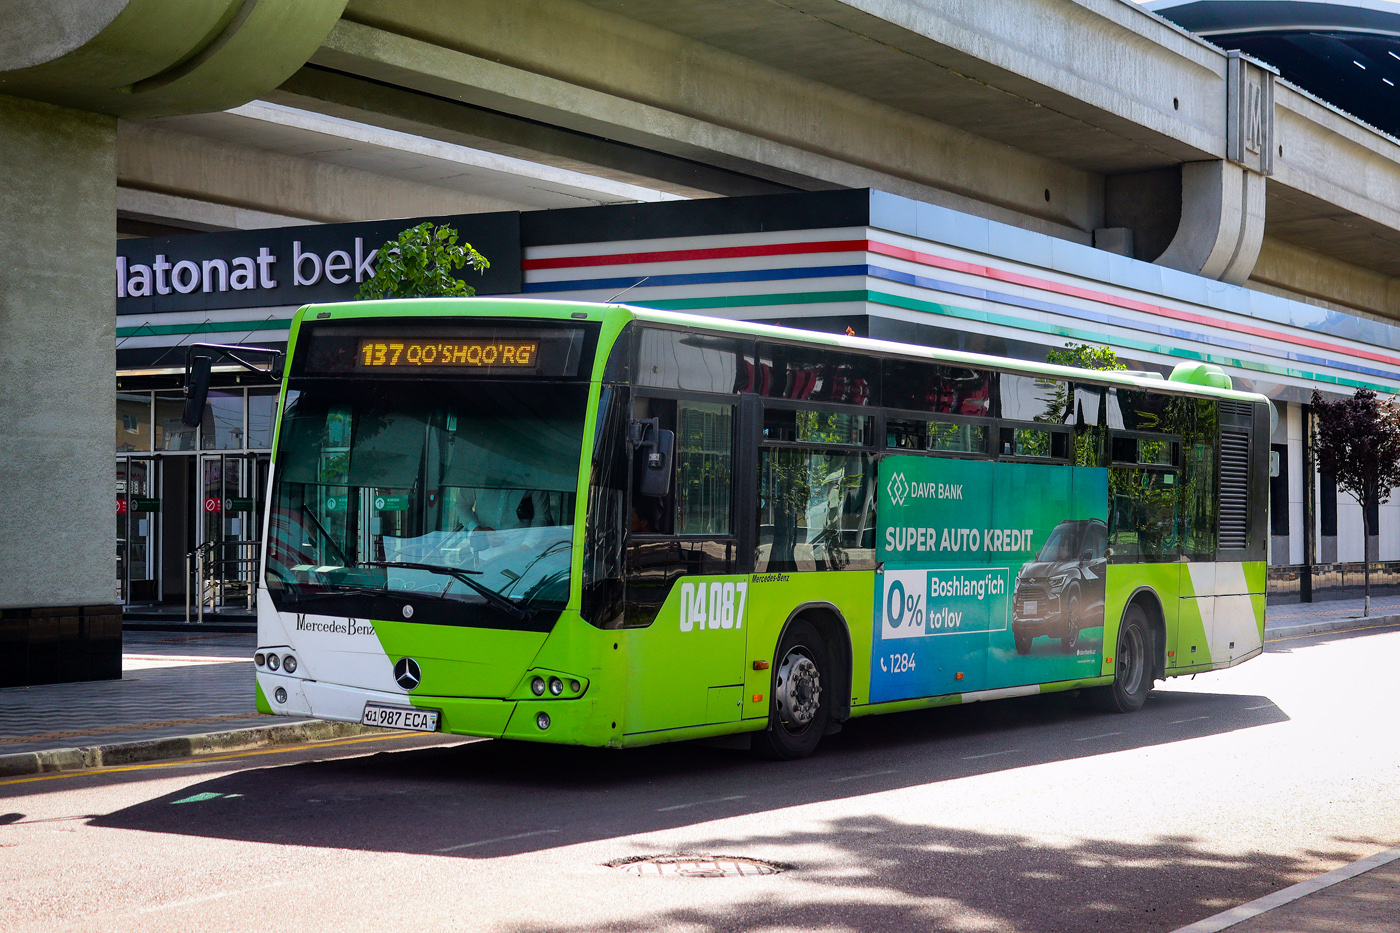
199,453,262,609
116,457,159,604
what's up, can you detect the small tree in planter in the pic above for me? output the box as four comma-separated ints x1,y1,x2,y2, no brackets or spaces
355,222,488,299
1310,388,1400,615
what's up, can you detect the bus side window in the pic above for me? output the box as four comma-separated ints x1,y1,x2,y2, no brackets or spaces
758,448,875,572
675,401,734,535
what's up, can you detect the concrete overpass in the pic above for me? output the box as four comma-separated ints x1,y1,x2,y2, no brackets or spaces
6,0,1400,678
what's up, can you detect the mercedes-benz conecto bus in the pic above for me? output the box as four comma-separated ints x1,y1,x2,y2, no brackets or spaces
254,298,1269,758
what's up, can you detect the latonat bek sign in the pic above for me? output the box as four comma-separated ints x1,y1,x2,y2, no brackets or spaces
115,212,522,315
871,455,1109,703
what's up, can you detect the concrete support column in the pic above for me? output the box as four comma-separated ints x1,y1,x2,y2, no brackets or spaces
1155,160,1267,286
0,94,121,686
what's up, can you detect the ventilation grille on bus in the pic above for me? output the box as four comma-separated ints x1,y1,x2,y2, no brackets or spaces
1219,400,1254,419
1219,431,1251,550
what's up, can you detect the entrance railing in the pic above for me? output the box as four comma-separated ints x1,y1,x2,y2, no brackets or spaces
186,538,260,621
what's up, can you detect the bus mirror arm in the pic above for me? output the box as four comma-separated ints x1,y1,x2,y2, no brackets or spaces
628,418,675,498
180,343,285,427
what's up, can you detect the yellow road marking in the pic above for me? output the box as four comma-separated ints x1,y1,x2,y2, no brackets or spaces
0,731,419,788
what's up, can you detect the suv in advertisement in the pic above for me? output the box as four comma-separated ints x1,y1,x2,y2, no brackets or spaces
1011,518,1108,654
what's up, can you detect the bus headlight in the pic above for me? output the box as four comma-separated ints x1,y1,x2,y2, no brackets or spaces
531,677,546,696
536,712,551,730
282,654,297,674
548,677,564,696
267,654,280,671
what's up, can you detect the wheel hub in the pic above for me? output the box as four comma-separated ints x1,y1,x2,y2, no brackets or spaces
776,649,821,727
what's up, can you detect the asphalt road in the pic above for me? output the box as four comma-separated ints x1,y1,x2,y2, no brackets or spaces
2,624,1398,933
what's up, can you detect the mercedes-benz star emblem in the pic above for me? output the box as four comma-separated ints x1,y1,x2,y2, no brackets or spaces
402,604,414,619
394,657,421,691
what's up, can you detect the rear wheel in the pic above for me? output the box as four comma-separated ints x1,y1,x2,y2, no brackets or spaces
752,620,830,760
1091,603,1153,713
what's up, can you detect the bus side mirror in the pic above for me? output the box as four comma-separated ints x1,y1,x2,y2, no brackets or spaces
628,418,674,498
640,429,674,497
182,355,212,427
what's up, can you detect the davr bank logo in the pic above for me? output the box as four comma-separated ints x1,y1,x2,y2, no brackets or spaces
887,472,909,507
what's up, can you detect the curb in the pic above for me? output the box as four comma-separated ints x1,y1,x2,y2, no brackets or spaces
0,719,390,778
123,621,256,633
1265,613,1400,641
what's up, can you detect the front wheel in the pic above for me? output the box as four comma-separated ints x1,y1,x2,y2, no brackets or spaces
752,619,830,760
1090,603,1153,713
1059,589,1082,653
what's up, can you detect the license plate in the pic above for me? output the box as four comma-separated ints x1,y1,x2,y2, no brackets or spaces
362,703,439,732
1024,600,1038,614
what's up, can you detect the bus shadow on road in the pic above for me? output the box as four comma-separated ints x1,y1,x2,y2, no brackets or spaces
88,687,1289,861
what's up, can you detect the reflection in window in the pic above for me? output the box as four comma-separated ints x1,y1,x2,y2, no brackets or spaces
886,418,988,454
1108,469,1179,562
675,402,733,535
1002,374,1068,422
749,344,876,405
201,390,244,450
1111,435,1178,466
635,328,742,393
116,392,150,452
246,388,279,449
1181,399,1219,561
883,360,993,415
763,408,871,445
1000,425,1068,459
154,392,195,451
758,448,875,572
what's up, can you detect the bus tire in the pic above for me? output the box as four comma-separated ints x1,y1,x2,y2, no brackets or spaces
752,619,830,760
1091,603,1153,713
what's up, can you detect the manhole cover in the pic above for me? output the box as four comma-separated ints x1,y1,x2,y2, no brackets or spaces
608,855,786,878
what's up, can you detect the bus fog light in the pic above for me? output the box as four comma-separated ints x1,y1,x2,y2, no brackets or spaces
548,677,563,696
267,654,280,671
531,677,546,696
282,655,297,674
536,712,550,730
274,687,287,704
254,653,265,667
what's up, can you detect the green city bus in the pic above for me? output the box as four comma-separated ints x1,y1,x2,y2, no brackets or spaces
254,298,1270,758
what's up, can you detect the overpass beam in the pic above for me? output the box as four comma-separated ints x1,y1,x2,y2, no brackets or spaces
1155,159,1267,286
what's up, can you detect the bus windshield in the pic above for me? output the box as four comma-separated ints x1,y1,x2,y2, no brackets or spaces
265,379,586,619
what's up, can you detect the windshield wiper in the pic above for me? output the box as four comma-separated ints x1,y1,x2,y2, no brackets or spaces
358,561,531,621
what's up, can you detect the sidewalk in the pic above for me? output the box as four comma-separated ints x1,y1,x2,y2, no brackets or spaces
1170,844,1400,933
0,630,377,777
1263,592,1400,639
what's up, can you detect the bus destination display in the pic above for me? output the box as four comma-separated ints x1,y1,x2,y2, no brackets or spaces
357,339,538,370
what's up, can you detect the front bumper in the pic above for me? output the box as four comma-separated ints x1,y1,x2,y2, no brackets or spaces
255,671,605,744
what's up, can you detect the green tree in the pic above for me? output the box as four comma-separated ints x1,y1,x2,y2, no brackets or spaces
1046,341,1128,373
1310,388,1400,615
354,222,488,300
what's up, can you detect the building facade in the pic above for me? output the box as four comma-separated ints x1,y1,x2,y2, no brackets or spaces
114,188,1400,613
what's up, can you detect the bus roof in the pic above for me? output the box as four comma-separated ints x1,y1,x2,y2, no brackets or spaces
293,296,1269,404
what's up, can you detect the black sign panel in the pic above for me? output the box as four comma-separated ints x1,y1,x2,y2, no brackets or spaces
116,212,521,316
